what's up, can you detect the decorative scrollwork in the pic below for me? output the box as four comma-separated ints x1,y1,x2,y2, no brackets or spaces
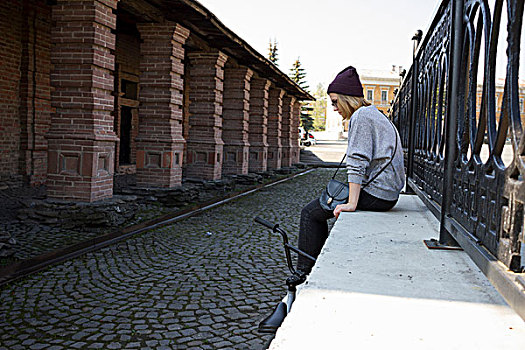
411,1,452,205
391,0,524,271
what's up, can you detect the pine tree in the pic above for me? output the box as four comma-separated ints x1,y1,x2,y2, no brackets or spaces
289,58,309,92
289,58,314,133
300,104,314,132
268,38,279,65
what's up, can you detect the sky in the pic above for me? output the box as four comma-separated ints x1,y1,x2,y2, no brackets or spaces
195,0,441,90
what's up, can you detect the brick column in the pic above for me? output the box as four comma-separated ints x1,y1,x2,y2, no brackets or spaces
185,51,228,180
248,78,271,172
19,1,52,186
281,95,295,168
291,100,302,164
47,0,118,202
135,23,189,188
222,66,253,175
267,87,284,169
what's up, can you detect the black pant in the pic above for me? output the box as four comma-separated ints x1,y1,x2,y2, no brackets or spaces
296,190,397,274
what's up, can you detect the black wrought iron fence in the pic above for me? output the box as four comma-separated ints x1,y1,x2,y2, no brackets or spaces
391,0,524,314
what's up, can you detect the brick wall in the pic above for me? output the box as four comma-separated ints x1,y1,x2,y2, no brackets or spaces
248,77,270,172
291,101,302,163
21,1,53,186
281,96,295,167
267,87,284,169
182,59,191,168
0,0,307,197
222,66,253,175
0,0,52,186
48,0,118,201
23,0,53,186
0,1,23,181
185,51,228,180
136,22,189,188
115,29,141,77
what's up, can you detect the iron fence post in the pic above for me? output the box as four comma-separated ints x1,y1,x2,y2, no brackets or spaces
406,31,422,193
439,0,463,246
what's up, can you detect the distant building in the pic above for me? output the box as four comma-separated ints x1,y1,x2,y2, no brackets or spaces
360,66,403,115
476,78,525,131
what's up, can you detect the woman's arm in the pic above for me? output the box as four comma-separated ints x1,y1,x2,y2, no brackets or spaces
333,182,361,219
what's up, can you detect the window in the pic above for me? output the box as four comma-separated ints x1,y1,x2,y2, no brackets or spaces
367,89,373,101
121,79,138,100
381,90,388,103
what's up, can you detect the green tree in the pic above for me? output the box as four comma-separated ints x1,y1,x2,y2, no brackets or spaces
300,104,314,132
289,58,314,133
268,38,279,65
311,83,327,131
289,58,309,91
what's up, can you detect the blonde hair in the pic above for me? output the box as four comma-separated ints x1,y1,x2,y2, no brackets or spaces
335,94,371,120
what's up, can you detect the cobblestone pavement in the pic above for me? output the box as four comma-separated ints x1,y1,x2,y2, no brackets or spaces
0,174,279,266
0,169,345,350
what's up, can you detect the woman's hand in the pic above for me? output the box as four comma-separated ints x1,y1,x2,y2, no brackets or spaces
333,203,356,219
333,182,361,219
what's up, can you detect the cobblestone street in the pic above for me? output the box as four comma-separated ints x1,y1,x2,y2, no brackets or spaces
0,169,344,349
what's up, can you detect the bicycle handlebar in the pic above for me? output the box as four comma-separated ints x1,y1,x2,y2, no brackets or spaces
254,216,278,231
254,216,316,275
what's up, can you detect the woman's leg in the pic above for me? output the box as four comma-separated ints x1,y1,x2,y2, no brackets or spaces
297,198,334,274
296,192,395,275
356,190,398,211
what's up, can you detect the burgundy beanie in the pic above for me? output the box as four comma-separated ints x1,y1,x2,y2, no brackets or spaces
327,66,364,97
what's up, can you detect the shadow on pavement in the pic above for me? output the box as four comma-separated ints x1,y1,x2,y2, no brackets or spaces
300,149,345,168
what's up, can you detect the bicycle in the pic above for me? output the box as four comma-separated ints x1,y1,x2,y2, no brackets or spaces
254,216,316,333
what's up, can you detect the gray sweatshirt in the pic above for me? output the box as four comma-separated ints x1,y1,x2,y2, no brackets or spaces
346,105,405,201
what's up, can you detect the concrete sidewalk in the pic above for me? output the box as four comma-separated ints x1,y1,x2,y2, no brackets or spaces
269,195,525,349
300,139,347,166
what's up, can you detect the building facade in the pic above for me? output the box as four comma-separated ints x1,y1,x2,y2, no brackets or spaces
0,0,311,202
476,78,525,130
360,66,402,115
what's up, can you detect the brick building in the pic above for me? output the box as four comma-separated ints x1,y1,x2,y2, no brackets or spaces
0,0,311,202
360,66,402,115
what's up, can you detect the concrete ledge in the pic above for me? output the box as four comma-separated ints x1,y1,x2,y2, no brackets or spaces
269,195,525,349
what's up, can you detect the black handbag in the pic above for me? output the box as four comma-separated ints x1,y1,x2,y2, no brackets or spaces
319,176,349,211
319,117,398,212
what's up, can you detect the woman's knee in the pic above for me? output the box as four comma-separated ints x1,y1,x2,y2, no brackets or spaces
301,198,333,222
301,198,319,217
